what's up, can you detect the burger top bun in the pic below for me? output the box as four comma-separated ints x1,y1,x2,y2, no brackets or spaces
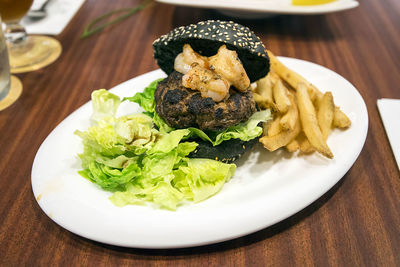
153,20,270,83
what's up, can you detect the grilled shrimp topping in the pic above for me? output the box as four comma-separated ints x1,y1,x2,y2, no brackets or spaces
182,63,230,102
209,45,250,92
174,44,250,102
174,44,208,74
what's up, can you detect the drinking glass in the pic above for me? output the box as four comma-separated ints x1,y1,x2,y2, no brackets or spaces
0,0,62,73
0,14,23,111
0,14,10,101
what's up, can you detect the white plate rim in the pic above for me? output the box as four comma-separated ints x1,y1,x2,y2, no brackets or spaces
155,0,359,15
31,57,368,249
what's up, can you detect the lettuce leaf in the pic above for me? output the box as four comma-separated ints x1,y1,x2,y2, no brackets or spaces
110,158,235,210
76,88,237,210
123,79,173,133
172,159,236,203
187,110,271,146
90,89,121,124
75,113,160,161
122,79,162,113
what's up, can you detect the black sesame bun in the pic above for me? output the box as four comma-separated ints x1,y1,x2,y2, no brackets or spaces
153,20,268,163
153,20,269,83
189,137,259,163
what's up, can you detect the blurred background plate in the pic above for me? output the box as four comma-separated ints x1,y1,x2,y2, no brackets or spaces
156,0,359,18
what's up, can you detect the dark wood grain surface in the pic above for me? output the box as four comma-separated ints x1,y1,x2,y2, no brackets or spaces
1,0,400,265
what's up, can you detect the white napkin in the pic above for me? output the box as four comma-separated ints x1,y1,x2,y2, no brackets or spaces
377,98,400,170
21,0,86,35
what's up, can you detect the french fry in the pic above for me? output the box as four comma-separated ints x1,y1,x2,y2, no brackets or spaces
280,94,298,131
268,70,280,85
260,118,301,151
333,106,351,128
296,83,333,158
256,75,274,108
260,50,351,157
267,50,318,101
253,92,269,109
267,50,351,129
300,140,315,154
267,116,282,136
286,139,299,153
297,133,315,154
317,92,335,140
273,80,291,114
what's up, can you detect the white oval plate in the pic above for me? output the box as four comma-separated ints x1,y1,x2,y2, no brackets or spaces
31,57,368,249
156,0,359,17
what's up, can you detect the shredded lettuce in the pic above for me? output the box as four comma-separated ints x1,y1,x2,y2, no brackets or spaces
76,88,236,210
123,78,174,133
126,79,271,145
172,159,236,203
186,110,270,146
110,152,235,210
90,89,121,124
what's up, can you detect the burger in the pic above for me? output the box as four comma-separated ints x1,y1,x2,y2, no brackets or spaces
74,20,273,210
152,20,270,163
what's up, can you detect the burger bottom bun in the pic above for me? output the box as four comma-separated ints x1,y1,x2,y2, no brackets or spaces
188,137,259,163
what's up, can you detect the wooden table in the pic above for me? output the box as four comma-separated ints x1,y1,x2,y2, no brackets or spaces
1,0,399,265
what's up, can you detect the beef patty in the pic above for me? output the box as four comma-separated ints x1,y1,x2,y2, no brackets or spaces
155,71,256,131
